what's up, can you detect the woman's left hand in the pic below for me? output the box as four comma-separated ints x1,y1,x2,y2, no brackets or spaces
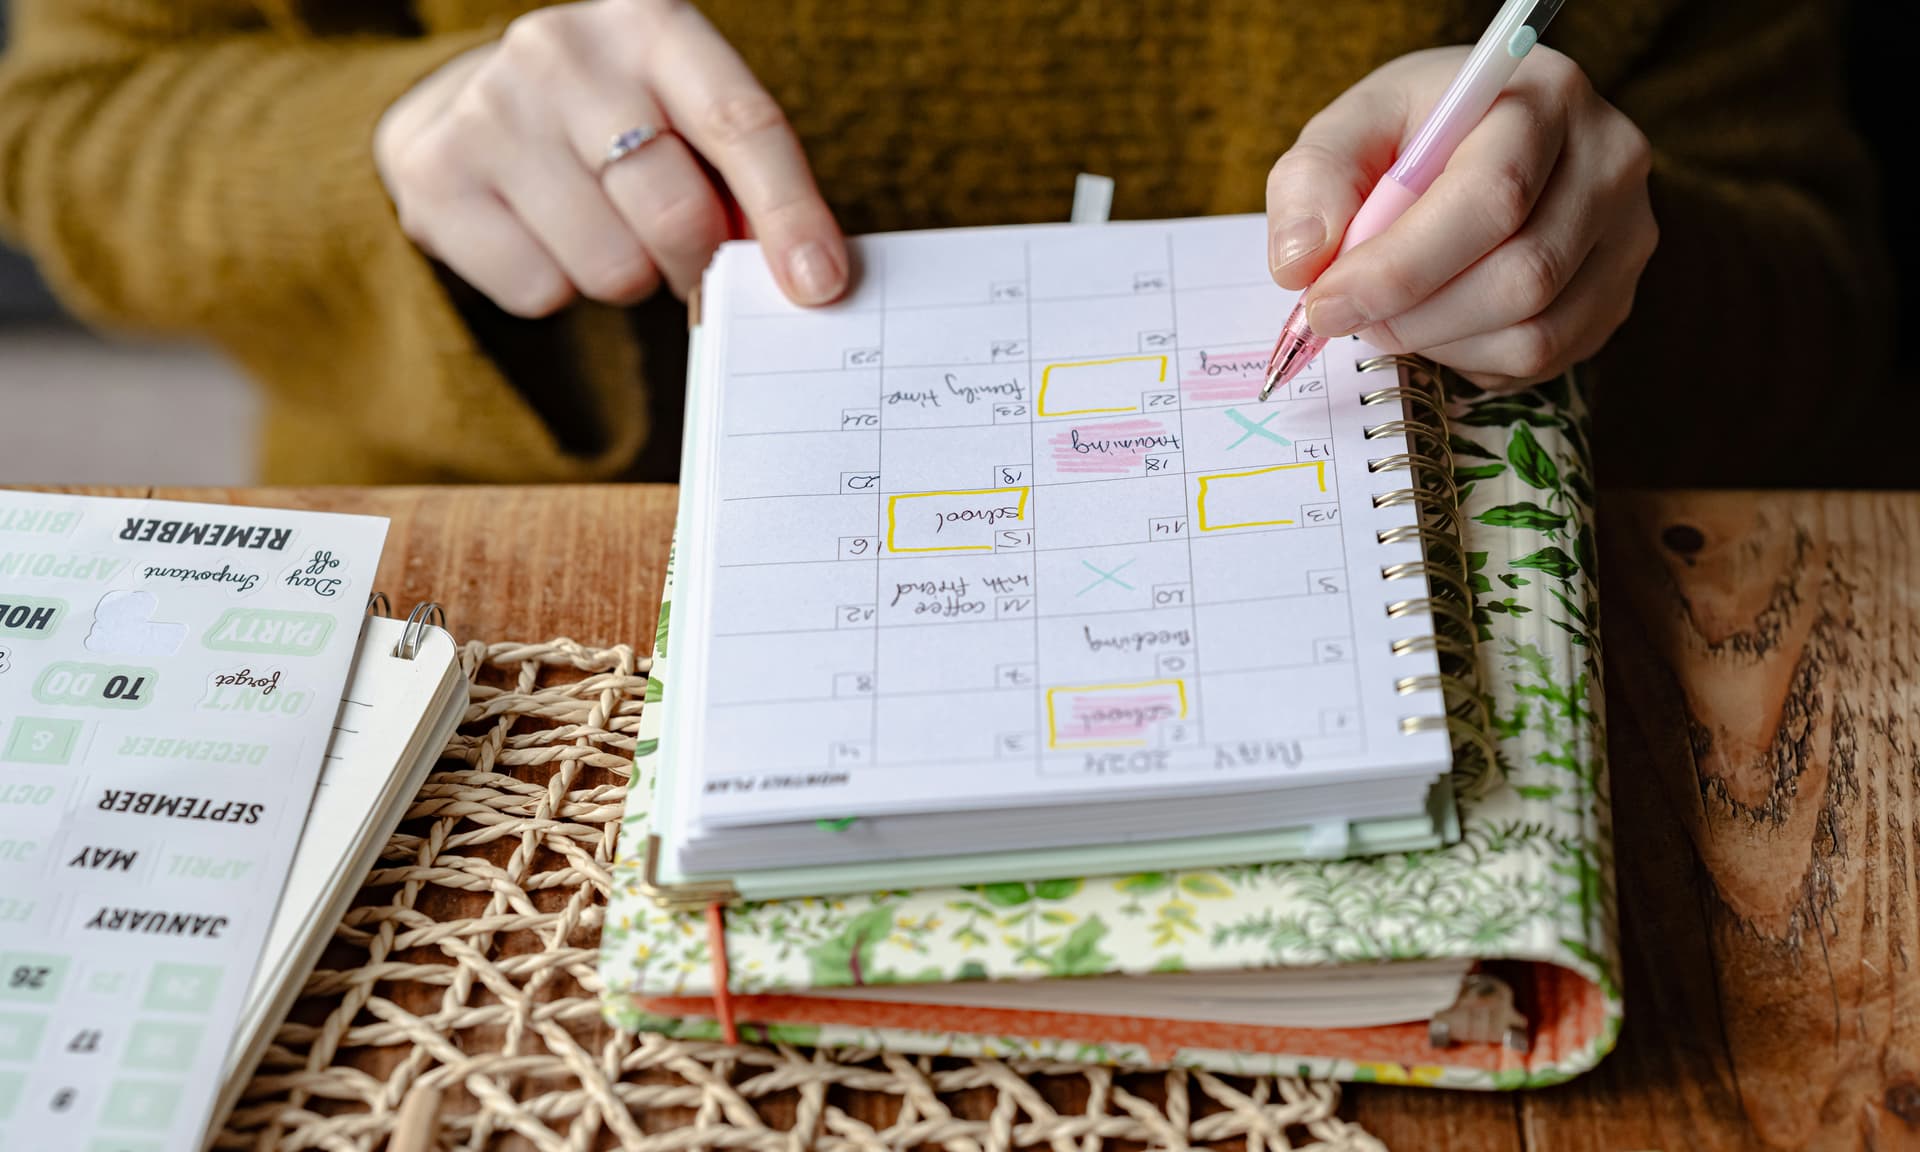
1266,46,1657,391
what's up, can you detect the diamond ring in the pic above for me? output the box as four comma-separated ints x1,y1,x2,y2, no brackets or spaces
602,125,665,171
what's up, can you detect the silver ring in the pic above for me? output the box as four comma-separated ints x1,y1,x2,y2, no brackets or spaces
602,125,664,170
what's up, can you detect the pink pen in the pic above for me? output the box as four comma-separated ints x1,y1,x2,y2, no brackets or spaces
1262,0,1569,399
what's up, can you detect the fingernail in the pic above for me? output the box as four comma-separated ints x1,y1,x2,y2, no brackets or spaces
787,241,844,304
1306,295,1366,338
1269,214,1327,274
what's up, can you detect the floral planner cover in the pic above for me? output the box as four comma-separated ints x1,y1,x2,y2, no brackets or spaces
600,372,1616,1090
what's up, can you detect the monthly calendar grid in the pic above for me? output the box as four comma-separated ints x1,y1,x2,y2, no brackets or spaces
710,224,1378,782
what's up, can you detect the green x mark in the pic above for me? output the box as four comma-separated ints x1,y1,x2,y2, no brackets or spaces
1225,407,1290,450
1077,558,1137,596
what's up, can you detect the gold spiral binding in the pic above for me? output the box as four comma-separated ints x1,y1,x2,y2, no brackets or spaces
1376,523,1466,562
1380,560,1473,605
1361,385,1446,422
1368,453,1461,504
1364,418,1454,469
1371,488,1457,533
1400,713,1499,766
1357,354,1498,793
1390,633,1474,660
1386,595,1476,632
1390,634,1477,681
1394,673,1492,729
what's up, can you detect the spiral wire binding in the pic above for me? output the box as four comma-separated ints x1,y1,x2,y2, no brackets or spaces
365,594,448,661
399,602,447,661
1357,354,1499,791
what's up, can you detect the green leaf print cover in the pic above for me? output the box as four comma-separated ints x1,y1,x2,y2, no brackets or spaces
601,368,1617,1091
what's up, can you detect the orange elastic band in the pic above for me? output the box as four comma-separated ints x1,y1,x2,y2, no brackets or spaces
706,901,739,1045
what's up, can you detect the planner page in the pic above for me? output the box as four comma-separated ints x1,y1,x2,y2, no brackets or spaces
679,214,1448,827
0,494,386,1151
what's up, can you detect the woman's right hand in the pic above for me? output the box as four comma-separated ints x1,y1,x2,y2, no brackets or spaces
374,0,848,317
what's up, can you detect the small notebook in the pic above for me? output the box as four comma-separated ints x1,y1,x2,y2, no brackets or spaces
650,214,1488,900
209,605,465,1138
602,213,1618,1089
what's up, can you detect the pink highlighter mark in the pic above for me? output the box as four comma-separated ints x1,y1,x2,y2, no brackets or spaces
1068,691,1181,741
1047,418,1181,475
1181,349,1269,403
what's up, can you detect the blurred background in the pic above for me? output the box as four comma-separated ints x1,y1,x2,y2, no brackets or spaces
0,3,260,486
1,2,1910,488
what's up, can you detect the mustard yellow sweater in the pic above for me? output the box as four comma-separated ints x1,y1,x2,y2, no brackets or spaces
0,1,1889,484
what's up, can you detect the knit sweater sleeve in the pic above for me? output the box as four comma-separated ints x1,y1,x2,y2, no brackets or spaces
0,1,648,483
1589,0,1892,484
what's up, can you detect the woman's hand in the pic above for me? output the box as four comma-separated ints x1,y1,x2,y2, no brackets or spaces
374,0,847,317
1266,47,1656,391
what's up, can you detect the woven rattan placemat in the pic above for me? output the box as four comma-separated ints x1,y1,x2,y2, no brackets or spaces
214,638,1388,1151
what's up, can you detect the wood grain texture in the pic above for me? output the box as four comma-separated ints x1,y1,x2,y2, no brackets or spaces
1530,490,1920,1152
147,486,678,646
23,483,1920,1148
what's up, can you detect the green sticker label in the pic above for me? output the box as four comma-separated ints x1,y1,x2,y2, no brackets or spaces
0,953,70,1005
0,783,57,810
0,596,65,638
99,1080,182,1129
202,608,333,656
140,963,219,1014
2,717,83,765
0,1013,47,1061
85,970,130,998
121,1021,202,1071
0,506,79,536
0,1068,22,1120
31,663,157,710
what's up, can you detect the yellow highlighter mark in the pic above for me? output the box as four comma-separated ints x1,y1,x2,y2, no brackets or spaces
1046,678,1189,749
1037,355,1169,416
886,486,1031,554
1195,461,1327,532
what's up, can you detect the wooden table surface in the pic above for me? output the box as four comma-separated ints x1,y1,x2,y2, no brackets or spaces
52,485,1920,1151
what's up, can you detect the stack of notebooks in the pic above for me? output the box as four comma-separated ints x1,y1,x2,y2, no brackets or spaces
598,214,1619,1089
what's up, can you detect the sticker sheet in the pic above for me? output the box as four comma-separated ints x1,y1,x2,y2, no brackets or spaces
0,493,386,1150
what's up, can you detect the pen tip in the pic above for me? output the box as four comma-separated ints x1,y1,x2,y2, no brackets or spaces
1263,339,1306,400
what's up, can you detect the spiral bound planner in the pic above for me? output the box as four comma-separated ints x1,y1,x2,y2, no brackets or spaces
639,213,1494,905
602,215,1618,1086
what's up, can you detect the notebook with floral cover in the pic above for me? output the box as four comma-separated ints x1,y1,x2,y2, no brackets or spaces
600,361,1615,1090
